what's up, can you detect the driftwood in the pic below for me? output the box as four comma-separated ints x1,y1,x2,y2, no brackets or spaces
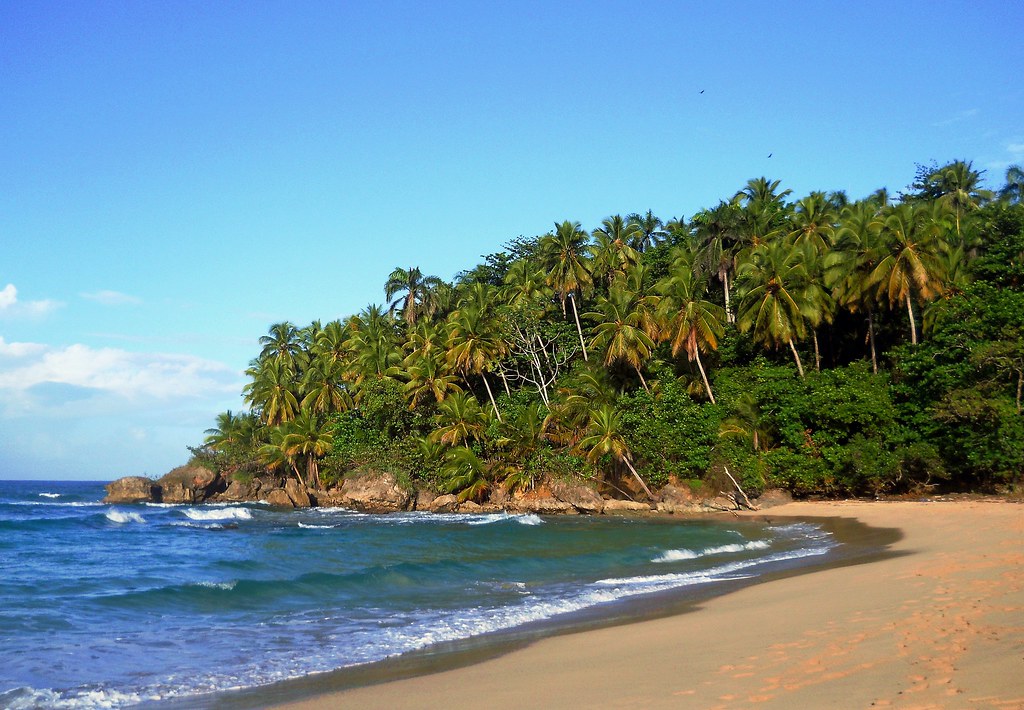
723,466,759,511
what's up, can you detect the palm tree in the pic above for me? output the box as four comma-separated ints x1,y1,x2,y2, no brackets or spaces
282,410,334,489
577,404,653,500
403,352,462,408
828,201,884,372
259,322,306,373
694,200,742,322
789,192,837,253
734,239,810,377
586,281,658,392
1000,165,1024,204
439,446,491,502
657,266,726,403
866,203,948,345
926,160,992,239
502,258,552,308
626,210,666,252
300,356,351,415
590,215,641,285
719,392,772,452
384,266,445,326
203,410,258,452
540,220,593,361
345,305,402,385
431,391,486,446
244,357,300,426
447,299,507,421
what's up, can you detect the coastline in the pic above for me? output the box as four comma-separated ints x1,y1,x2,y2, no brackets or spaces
259,499,1023,709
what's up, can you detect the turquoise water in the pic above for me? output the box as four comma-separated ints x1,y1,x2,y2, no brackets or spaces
0,480,835,708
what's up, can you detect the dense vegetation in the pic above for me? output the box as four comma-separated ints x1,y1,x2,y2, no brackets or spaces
192,161,1024,501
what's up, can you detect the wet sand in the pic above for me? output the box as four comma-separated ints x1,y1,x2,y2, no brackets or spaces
272,500,1024,709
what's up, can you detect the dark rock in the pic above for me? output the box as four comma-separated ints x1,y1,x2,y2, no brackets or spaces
103,476,159,504
413,486,437,511
511,497,577,515
339,472,413,513
549,479,605,514
156,465,222,504
262,488,294,507
603,499,652,514
219,478,261,502
428,494,459,513
285,479,313,508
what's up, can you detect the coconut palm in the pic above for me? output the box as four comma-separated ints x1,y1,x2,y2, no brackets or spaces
590,215,641,285
626,210,666,252
345,305,402,384
1000,165,1024,204
431,391,486,446
259,322,307,373
502,258,552,308
828,201,884,372
203,410,259,452
300,356,351,415
586,282,658,392
577,404,653,500
926,160,992,239
866,202,949,345
734,239,810,377
282,410,334,489
789,192,837,252
539,220,593,361
447,299,507,421
439,446,491,502
244,357,300,426
384,266,446,326
657,266,726,403
694,200,742,322
403,352,462,409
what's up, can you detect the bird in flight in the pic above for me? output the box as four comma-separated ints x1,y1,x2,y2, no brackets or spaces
767,153,773,158
699,89,705,94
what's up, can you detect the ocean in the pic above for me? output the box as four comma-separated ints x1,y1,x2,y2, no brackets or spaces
0,479,838,708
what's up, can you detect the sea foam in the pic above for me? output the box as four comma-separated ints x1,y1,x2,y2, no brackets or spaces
653,539,771,563
183,508,252,521
105,510,146,524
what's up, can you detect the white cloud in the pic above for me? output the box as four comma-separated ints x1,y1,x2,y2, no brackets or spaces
0,337,47,357
0,343,242,405
0,284,15,309
81,290,142,306
0,283,62,318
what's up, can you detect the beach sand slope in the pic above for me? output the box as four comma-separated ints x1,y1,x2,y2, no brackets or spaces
276,500,1024,709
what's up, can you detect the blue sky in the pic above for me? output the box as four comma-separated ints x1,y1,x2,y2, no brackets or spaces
2,1,1022,480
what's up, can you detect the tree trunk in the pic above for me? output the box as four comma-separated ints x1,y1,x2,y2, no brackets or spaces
307,458,320,490
569,293,589,361
481,372,502,422
788,339,805,378
867,309,878,374
498,368,511,397
906,292,918,345
812,331,821,372
635,366,650,393
1017,369,1022,414
694,348,716,404
722,271,732,324
621,455,654,501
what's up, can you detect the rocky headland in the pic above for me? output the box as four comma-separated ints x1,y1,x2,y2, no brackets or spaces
104,466,784,515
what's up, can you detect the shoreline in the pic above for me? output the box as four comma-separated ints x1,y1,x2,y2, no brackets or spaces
252,499,1023,709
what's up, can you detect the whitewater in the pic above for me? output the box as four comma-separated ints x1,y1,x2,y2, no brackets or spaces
0,480,836,708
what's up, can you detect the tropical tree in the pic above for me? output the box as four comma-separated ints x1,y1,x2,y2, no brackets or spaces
577,404,654,500
866,202,949,345
694,200,741,322
829,201,884,372
431,391,486,446
1000,165,1024,204
345,305,402,385
244,357,300,426
259,322,307,374
403,352,462,408
626,210,666,252
586,281,658,392
203,410,259,452
657,266,726,402
384,266,445,326
924,160,992,239
300,356,351,415
734,239,810,377
590,215,641,285
540,220,593,361
439,446,491,502
447,296,507,421
282,410,334,489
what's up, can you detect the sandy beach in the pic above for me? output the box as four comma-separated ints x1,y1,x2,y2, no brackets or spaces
271,500,1024,709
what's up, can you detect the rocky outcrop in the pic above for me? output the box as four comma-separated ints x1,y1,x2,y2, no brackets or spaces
427,494,460,513
338,472,413,513
548,479,605,514
103,476,160,504
656,484,704,514
262,488,294,507
755,488,793,509
603,499,652,514
156,465,223,504
285,479,313,508
220,478,262,502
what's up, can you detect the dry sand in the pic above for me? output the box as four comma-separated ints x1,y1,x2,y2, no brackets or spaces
275,500,1024,709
